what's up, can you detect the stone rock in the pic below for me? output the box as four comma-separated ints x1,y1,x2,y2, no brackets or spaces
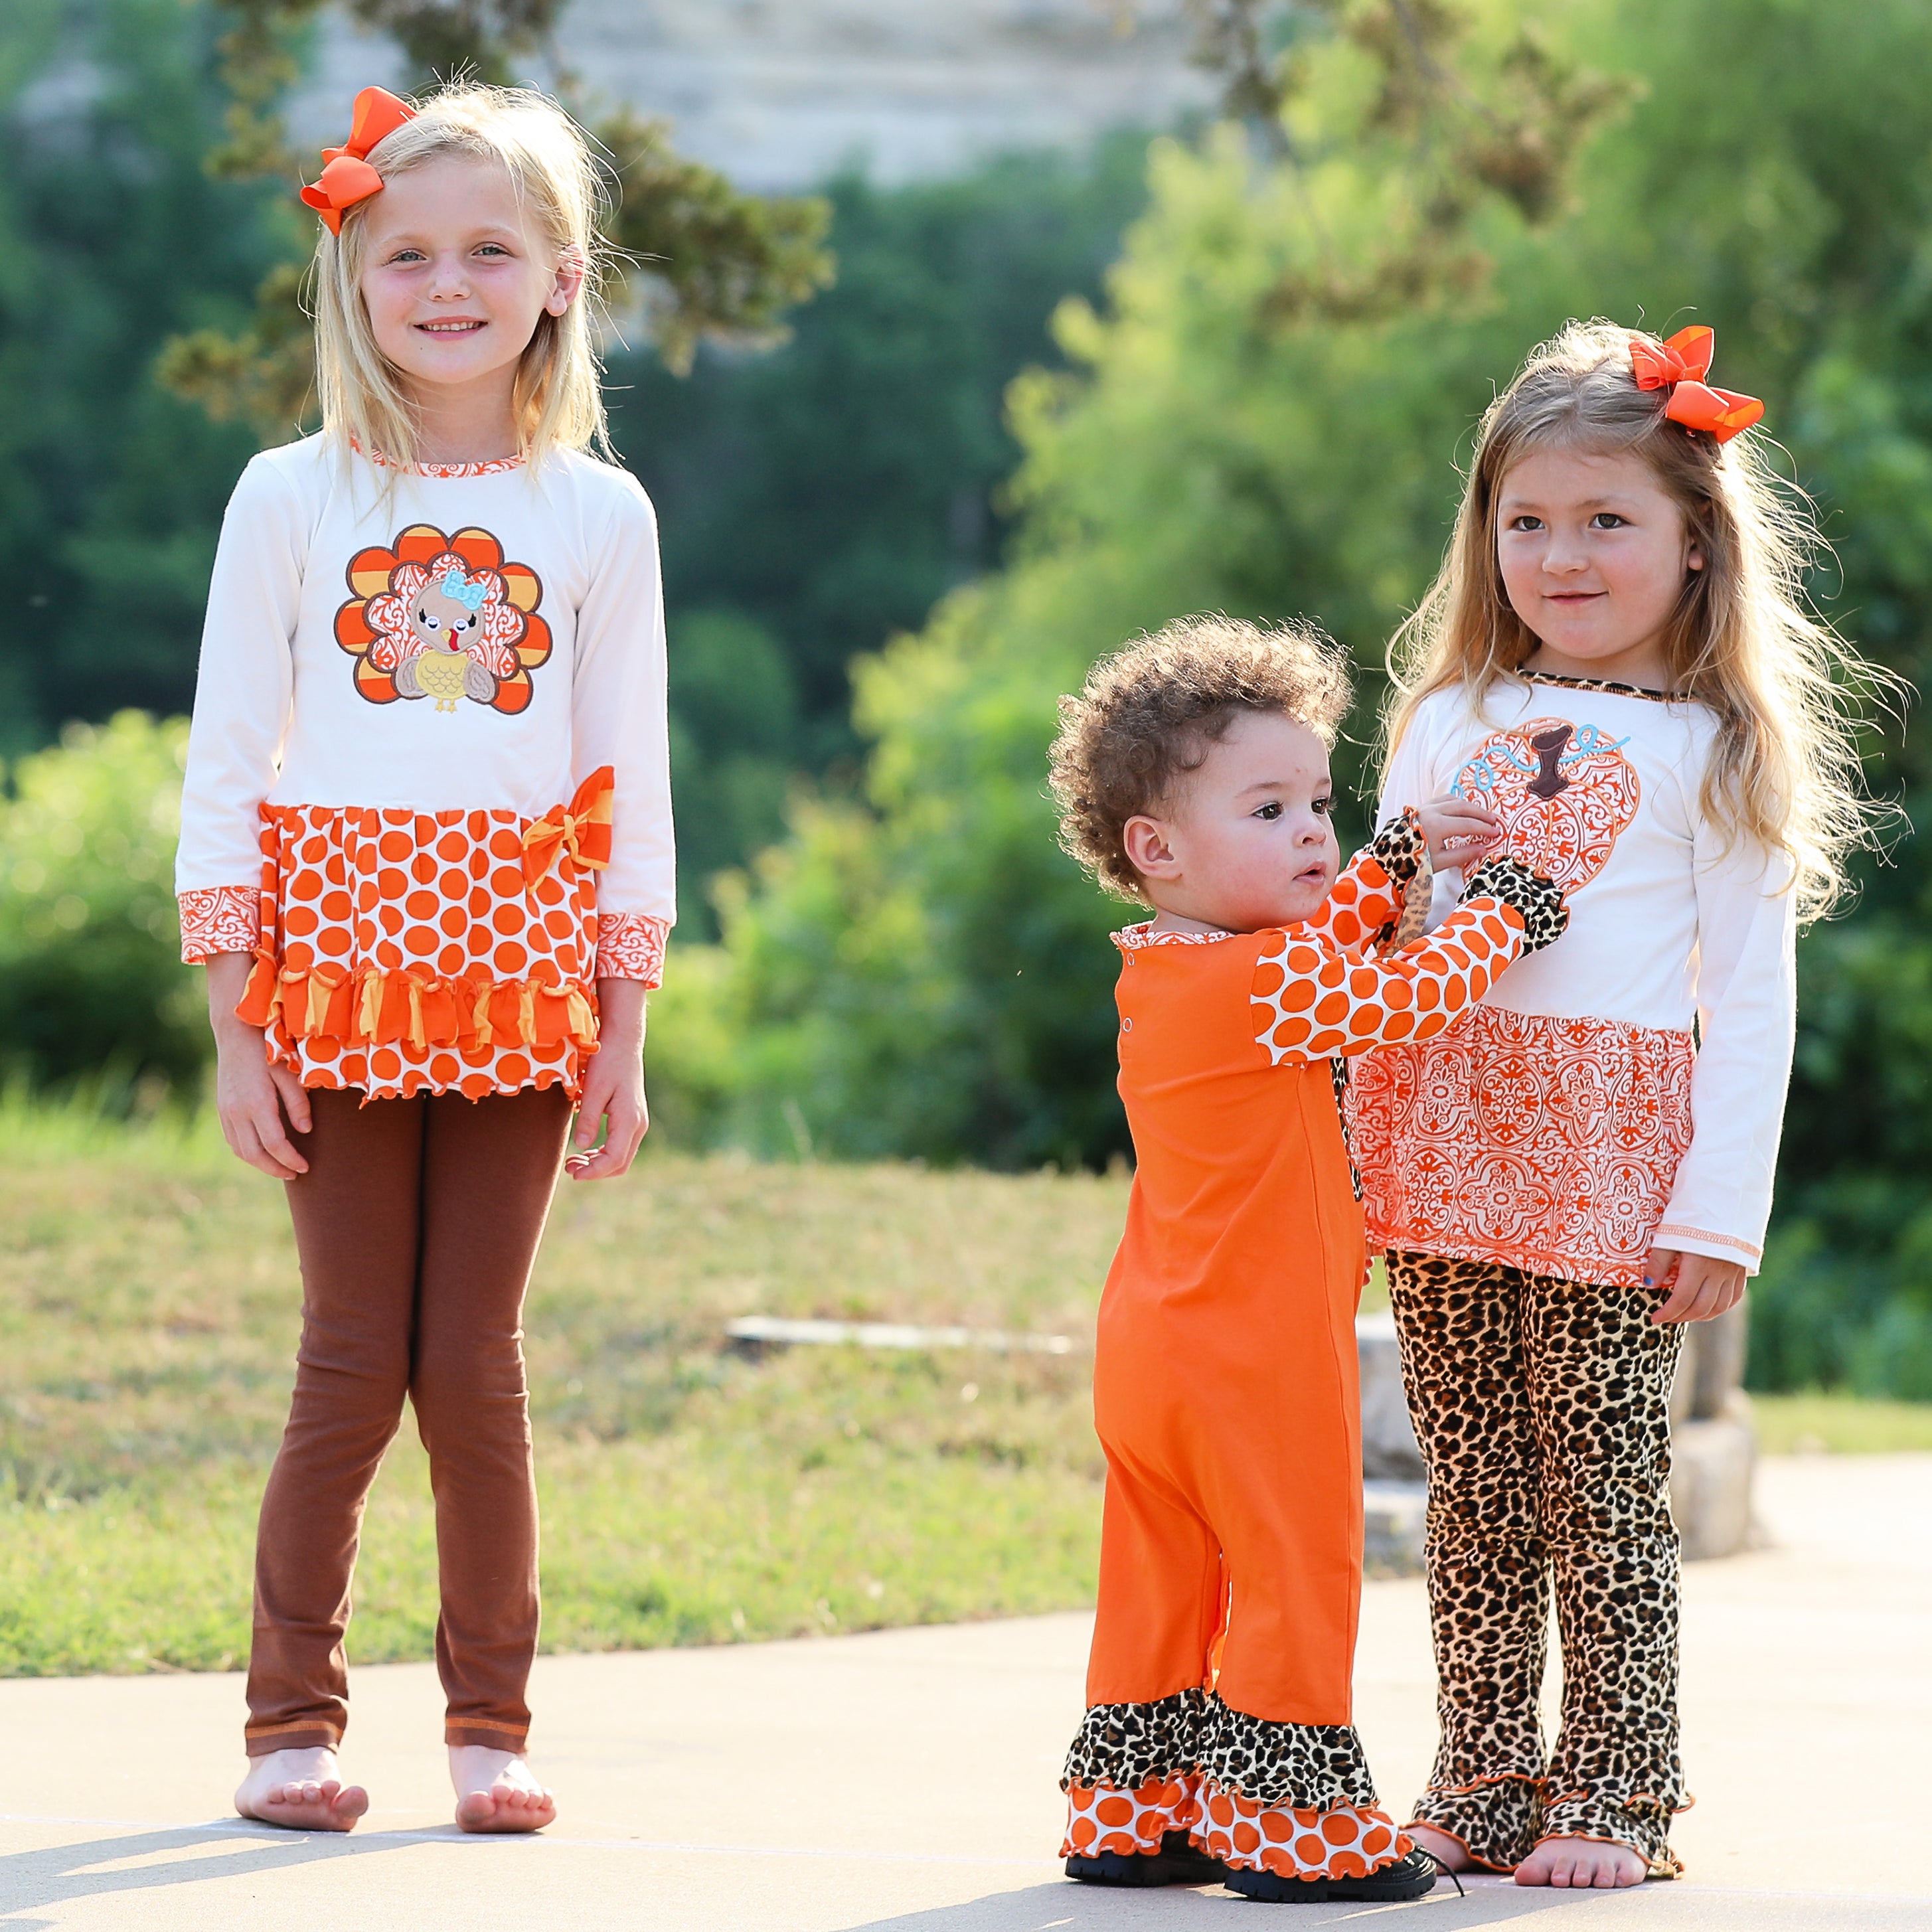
1357,1311,1424,1482
1670,1392,1759,1562
1363,1479,1427,1579
293,0,1217,191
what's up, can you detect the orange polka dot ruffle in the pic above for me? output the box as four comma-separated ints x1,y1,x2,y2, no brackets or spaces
236,802,600,1101
1062,1777,1408,1879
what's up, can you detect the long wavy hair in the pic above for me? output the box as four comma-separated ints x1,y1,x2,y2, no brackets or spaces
1385,317,1892,919
311,81,613,475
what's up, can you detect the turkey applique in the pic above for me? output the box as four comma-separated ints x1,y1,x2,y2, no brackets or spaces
334,524,550,715
1450,719,1639,895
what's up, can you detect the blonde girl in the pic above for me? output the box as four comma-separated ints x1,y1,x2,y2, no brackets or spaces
175,82,673,1833
1350,318,1879,1886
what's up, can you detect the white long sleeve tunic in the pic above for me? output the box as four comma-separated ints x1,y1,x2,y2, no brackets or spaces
1348,672,1796,1285
175,436,674,1101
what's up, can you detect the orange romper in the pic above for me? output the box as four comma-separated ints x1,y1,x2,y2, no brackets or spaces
1060,824,1566,1883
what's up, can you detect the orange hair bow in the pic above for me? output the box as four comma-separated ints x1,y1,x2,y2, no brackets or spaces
1629,325,1763,443
299,86,417,234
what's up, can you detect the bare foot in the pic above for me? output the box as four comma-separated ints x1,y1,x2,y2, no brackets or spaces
449,1744,556,1834
1406,1824,1476,1873
235,1746,368,1832
1514,1835,1649,1888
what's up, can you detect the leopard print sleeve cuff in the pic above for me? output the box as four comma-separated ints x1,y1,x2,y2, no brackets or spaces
178,885,262,963
1367,805,1427,894
1461,855,1568,955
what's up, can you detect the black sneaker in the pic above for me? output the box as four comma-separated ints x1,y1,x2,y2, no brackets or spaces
1223,1846,1449,1903
1066,1829,1234,1888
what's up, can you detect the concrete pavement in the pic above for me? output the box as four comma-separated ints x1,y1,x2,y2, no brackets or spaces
0,1454,1925,1929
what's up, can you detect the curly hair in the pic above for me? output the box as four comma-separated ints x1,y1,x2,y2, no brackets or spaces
1048,614,1352,903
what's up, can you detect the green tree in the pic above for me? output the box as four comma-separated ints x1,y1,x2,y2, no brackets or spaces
666,0,1932,1394
0,714,202,1094
0,0,285,744
158,0,833,438
611,143,1153,753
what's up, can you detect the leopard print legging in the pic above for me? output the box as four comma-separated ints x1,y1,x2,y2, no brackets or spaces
1387,1251,1688,1875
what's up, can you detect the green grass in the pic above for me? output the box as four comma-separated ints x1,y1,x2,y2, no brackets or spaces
0,1099,1127,1675
1749,1390,1932,1455
3,1098,1929,1678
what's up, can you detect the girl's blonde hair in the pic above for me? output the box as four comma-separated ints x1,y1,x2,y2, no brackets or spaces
1386,317,1891,920
311,80,612,473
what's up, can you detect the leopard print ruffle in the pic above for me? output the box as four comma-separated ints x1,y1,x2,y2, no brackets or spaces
1330,1056,1362,1201
1203,1702,1379,1810
1388,1249,1686,1875
1062,1687,1207,1792
1062,1689,1378,1812
1461,854,1568,954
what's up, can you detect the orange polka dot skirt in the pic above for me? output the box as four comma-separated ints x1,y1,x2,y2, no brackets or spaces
1062,1777,1409,1880
235,802,601,1102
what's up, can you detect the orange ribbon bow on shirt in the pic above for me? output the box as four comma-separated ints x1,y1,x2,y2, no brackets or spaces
299,86,417,234
521,765,615,890
1629,325,1764,443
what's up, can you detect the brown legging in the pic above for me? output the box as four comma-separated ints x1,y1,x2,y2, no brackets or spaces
245,1083,572,1757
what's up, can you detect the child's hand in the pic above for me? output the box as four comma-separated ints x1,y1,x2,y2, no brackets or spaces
206,951,311,1180
568,979,649,1180
1417,795,1503,870
1647,1248,1748,1323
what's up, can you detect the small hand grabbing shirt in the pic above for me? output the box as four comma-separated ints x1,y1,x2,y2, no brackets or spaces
175,438,675,1101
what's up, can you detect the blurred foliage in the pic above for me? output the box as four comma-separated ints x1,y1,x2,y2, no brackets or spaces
9,0,1932,1394
157,0,832,438
611,143,1152,773
0,0,284,743
650,0,1932,1394
0,714,202,1096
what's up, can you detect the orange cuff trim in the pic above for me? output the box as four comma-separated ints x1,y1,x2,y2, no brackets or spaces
1653,1224,1761,1261
179,886,262,962
595,912,668,986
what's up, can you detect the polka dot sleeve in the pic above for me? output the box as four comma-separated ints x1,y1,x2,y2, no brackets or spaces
1300,807,1429,957
1251,898,1528,1066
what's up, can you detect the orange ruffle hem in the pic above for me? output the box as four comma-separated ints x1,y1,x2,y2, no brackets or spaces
238,768,613,1103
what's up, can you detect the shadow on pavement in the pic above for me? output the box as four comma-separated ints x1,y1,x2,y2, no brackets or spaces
836,1874,1621,1929
837,1876,1932,1931
0,1819,453,1923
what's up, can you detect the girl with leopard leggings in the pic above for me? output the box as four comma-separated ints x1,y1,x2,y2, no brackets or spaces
1349,319,1886,1888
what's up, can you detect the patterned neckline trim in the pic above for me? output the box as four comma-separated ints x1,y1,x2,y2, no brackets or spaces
357,442,526,478
1520,671,1689,704
1115,921,1237,950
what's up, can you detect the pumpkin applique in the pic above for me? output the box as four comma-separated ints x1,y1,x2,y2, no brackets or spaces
335,524,551,715
1450,719,1639,895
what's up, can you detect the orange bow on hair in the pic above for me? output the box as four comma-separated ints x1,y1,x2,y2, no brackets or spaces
299,86,417,234
1629,325,1764,443
521,765,616,889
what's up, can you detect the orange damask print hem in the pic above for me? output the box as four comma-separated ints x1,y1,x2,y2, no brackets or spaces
240,799,607,1102
1062,1778,1409,1880
595,912,668,986
335,523,551,714
1351,1006,1695,1287
178,884,262,962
